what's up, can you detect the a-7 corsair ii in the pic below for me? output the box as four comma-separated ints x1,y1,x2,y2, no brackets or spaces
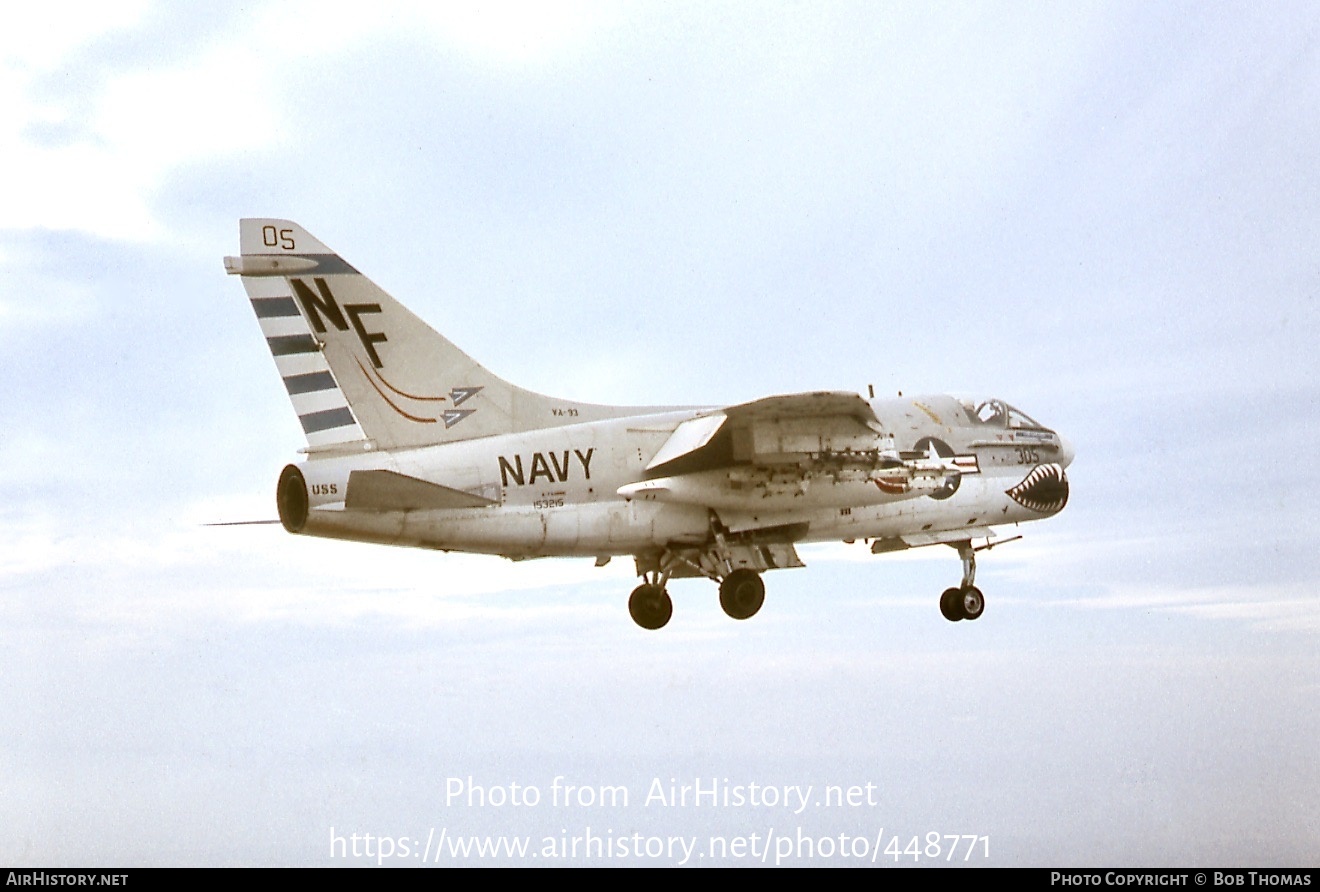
226,219,1073,629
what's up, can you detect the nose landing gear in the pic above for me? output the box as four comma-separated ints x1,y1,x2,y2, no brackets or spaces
939,541,987,622
940,584,984,622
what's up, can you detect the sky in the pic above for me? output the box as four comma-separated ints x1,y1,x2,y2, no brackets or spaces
2,0,1318,867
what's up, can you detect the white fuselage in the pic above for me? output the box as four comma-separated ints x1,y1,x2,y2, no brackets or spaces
291,394,1071,559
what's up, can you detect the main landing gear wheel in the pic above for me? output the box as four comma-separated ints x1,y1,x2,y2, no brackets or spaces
939,585,985,622
719,569,765,620
629,584,672,630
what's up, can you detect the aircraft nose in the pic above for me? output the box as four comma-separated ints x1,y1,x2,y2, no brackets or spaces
1056,433,1075,467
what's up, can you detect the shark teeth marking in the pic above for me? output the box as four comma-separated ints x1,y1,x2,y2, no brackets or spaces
1006,463,1069,514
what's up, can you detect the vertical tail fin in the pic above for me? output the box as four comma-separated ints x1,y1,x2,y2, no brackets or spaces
226,219,638,452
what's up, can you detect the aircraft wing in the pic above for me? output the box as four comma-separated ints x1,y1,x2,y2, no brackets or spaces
624,390,963,516
720,390,880,424
645,391,884,473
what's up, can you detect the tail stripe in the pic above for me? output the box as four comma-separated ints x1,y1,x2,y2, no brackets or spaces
283,371,338,395
267,335,320,356
296,254,358,276
233,241,367,450
251,297,301,318
300,407,357,434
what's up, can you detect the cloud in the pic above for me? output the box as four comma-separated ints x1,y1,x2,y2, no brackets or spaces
0,2,623,242
1053,582,1320,633
1,9,268,239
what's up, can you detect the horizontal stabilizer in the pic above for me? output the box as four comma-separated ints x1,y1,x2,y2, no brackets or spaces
346,470,497,512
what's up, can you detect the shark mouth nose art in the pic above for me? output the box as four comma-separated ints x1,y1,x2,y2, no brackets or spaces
1006,463,1069,514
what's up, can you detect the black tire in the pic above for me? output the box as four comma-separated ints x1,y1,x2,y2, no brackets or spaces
719,569,765,620
628,584,672,630
959,585,985,621
939,587,964,622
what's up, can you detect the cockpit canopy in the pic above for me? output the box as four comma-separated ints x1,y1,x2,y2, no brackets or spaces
958,397,1047,431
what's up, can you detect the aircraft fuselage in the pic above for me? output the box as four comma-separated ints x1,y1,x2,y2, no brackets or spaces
283,394,1071,561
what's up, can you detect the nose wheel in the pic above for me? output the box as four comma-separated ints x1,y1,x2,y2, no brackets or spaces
940,542,987,622
940,584,985,622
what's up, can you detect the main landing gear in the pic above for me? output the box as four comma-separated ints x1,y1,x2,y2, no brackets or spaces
628,581,673,630
719,569,765,621
627,567,767,629
939,542,985,622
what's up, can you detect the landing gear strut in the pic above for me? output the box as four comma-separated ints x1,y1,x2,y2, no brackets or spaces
940,542,985,622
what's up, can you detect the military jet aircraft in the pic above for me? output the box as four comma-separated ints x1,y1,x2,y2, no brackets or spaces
226,219,1073,629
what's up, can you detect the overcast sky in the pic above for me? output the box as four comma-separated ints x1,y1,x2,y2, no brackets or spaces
2,1,1317,866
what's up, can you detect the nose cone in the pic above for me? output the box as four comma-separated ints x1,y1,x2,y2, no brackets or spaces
1056,433,1075,468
